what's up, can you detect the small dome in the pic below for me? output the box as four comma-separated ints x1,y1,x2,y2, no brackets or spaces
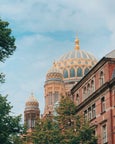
46,63,63,82
25,93,39,110
47,66,61,74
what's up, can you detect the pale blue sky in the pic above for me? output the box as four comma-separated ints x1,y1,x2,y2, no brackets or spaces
0,0,115,119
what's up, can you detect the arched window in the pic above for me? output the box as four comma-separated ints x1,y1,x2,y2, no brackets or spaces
54,91,59,103
70,68,75,77
48,92,52,105
83,87,87,98
87,83,90,96
100,71,104,86
31,119,35,128
63,69,68,78
91,80,95,93
77,67,83,77
84,68,89,75
76,94,79,106
27,119,31,128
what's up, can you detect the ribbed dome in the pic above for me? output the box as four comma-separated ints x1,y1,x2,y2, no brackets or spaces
25,93,39,110
46,67,63,81
50,37,97,83
47,66,61,74
46,62,63,82
59,49,97,61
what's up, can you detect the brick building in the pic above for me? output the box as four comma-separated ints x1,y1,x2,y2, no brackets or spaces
71,50,115,144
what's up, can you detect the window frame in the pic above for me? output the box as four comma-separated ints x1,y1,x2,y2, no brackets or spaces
102,124,107,144
101,97,106,113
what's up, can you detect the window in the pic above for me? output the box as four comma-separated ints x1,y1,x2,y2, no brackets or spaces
63,69,68,78
76,94,79,106
83,87,87,98
101,97,106,113
77,67,83,77
93,129,96,136
102,124,107,144
88,107,92,120
48,92,52,105
70,68,75,77
84,68,89,75
84,110,88,121
71,94,74,101
100,71,104,86
31,119,35,128
27,119,31,128
92,104,96,118
54,91,59,103
87,83,90,96
91,80,95,93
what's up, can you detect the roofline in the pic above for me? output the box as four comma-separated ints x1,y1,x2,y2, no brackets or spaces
75,77,115,113
71,56,115,94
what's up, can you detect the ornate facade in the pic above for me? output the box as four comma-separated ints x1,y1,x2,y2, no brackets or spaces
24,36,115,144
24,93,40,131
44,37,97,115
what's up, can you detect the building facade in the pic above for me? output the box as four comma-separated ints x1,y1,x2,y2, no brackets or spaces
71,50,115,144
24,93,40,132
23,36,115,144
44,37,97,115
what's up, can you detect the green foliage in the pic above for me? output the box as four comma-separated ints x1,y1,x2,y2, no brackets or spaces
0,18,24,143
32,96,98,144
0,18,16,62
0,95,24,144
32,117,62,144
0,18,16,83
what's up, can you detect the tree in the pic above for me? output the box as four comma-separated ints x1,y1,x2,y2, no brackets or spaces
32,96,97,144
55,96,97,144
0,18,16,83
0,18,16,62
32,117,62,144
0,18,24,144
0,95,24,144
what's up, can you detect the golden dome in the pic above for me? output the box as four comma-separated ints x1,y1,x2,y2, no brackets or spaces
46,64,63,82
50,37,97,83
25,93,39,110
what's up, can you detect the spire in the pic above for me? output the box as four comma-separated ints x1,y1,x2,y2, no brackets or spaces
31,92,34,97
74,35,80,50
53,60,56,67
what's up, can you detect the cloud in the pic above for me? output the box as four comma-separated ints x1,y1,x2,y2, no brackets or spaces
1,0,115,118
0,0,109,33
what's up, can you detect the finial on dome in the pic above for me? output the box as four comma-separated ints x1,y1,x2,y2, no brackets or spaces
53,60,56,67
31,91,34,97
74,35,80,50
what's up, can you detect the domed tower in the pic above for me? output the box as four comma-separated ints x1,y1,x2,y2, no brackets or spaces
44,63,65,115
24,93,40,130
53,36,97,92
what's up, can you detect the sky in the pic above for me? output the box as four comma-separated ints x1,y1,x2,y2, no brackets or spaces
0,0,115,120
